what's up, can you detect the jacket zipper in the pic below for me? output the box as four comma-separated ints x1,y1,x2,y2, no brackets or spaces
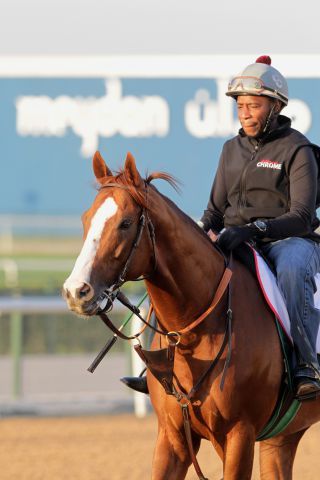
238,141,261,211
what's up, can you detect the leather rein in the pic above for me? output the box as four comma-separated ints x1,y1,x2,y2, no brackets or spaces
89,181,233,480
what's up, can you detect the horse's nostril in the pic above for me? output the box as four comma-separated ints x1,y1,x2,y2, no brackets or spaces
78,282,92,299
63,280,94,302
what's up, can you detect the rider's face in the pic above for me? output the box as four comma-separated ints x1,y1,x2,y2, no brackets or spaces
237,95,274,138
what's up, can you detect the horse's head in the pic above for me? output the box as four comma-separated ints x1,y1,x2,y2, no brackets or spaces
63,151,155,316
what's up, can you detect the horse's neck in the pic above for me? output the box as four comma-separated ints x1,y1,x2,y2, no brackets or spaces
145,192,225,332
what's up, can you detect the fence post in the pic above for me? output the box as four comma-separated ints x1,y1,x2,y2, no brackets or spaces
11,310,23,398
2,259,23,398
131,307,147,418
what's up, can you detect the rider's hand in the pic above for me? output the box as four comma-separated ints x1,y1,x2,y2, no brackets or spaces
217,224,260,251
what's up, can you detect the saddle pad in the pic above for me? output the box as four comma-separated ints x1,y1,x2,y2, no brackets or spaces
251,246,320,354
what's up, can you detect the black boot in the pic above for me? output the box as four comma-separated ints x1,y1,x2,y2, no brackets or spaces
120,375,149,394
294,365,320,400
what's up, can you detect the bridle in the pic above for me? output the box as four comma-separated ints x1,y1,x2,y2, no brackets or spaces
95,181,157,311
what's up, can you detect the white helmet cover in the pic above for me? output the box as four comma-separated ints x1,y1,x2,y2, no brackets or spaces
226,56,288,106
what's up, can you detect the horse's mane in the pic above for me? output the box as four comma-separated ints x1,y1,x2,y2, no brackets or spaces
146,171,180,191
98,168,215,247
99,169,180,209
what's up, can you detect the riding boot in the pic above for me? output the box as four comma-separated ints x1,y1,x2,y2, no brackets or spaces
294,360,320,400
120,375,149,394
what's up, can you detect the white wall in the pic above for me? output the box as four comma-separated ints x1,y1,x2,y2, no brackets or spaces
0,0,318,54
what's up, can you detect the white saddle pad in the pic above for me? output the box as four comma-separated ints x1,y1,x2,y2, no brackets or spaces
251,247,320,354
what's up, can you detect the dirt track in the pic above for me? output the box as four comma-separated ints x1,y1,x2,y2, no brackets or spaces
0,414,319,479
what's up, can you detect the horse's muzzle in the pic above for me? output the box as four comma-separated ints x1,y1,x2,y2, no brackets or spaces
62,283,115,317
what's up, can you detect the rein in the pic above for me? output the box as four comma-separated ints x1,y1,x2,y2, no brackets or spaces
97,264,232,340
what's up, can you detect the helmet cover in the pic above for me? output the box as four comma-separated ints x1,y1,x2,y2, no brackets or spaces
226,56,288,105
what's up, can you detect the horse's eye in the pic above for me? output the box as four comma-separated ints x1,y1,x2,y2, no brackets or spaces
119,219,132,230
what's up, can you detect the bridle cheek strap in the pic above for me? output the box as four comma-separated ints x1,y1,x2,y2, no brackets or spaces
99,181,157,290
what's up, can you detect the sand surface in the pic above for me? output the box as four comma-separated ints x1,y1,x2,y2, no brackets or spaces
0,414,319,479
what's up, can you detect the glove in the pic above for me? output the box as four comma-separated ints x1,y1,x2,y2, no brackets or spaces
217,224,260,251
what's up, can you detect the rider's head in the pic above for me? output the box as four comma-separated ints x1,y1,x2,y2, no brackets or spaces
226,56,288,138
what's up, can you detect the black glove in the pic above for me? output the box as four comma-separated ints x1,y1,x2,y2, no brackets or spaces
217,224,262,251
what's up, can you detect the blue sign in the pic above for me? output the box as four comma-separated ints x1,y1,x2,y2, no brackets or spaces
1,57,320,219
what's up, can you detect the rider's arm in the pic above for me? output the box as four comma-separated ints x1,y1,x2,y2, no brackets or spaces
265,147,319,239
200,148,228,233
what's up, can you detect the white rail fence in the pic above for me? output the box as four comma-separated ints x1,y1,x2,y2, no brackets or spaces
0,295,148,417
0,214,148,415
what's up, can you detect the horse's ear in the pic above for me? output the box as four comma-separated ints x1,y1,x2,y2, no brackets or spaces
93,151,112,183
125,152,143,187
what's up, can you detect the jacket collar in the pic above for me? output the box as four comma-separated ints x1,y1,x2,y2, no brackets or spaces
239,115,292,144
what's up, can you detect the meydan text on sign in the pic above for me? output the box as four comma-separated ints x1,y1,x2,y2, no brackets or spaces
15,78,311,158
16,79,169,157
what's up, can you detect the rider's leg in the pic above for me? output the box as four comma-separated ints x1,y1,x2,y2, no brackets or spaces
261,237,320,397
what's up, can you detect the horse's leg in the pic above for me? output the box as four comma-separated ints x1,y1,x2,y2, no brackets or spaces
151,426,200,480
259,428,309,480
222,425,255,480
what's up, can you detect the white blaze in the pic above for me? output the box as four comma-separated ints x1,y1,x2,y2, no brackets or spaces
64,197,118,298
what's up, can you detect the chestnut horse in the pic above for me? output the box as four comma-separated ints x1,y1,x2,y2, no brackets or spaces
63,151,320,480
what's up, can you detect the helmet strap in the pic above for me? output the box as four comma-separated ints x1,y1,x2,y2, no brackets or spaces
262,102,277,135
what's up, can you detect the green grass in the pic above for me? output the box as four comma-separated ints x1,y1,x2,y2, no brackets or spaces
0,311,133,355
0,269,68,294
0,235,147,354
0,235,146,296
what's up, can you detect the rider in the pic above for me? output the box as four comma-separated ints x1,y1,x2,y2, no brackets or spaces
199,55,320,400
122,55,320,399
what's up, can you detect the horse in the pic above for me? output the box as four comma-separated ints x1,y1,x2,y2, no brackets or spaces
63,151,320,480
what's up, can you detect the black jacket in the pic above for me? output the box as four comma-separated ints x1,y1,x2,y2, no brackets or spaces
201,115,320,242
